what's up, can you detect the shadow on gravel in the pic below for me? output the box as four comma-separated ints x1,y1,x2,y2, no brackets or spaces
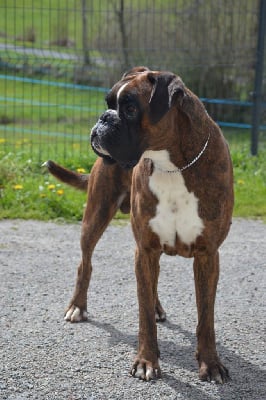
161,320,266,400
89,319,137,348
89,318,266,400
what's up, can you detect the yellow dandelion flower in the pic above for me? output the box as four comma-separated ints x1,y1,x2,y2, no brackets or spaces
77,168,85,173
0,138,6,144
57,189,64,196
40,193,47,198
13,184,23,190
48,184,56,190
237,179,245,185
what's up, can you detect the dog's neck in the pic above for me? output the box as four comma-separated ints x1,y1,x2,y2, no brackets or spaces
143,132,210,174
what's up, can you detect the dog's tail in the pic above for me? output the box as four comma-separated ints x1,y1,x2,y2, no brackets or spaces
43,160,89,192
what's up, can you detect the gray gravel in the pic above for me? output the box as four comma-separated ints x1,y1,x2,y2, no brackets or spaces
0,218,265,400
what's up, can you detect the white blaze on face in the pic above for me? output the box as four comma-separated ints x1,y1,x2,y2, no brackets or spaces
117,82,129,101
142,150,204,247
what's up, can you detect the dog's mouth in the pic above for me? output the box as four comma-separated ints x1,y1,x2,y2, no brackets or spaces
91,142,116,165
91,139,138,169
90,114,140,170
91,129,139,169
90,126,116,164
91,138,111,158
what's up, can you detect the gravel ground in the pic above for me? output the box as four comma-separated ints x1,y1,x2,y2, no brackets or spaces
0,218,265,400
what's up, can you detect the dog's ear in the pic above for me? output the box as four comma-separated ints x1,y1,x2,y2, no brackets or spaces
168,77,186,108
148,72,186,124
122,66,150,78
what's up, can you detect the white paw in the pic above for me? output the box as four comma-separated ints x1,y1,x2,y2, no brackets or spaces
155,310,166,322
133,365,145,380
132,365,160,381
64,306,88,322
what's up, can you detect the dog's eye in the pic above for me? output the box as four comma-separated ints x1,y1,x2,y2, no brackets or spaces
124,104,138,118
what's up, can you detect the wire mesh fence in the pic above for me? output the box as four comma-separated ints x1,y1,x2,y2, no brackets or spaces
0,0,265,162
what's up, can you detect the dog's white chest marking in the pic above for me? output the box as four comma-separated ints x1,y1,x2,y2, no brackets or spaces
143,150,204,247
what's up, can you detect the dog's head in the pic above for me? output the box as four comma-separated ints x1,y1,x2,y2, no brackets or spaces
90,66,191,169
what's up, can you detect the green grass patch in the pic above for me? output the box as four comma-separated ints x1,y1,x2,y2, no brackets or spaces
224,129,266,221
0,76,106,123
0,0,181,50
0,75,107,161
0,150,92,221
0,0,83,49
230,145,266,221
0,132,266,222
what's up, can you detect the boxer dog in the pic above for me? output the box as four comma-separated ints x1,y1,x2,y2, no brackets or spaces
45,66,234,383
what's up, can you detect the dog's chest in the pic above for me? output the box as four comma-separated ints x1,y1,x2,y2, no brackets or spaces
143,150,204,247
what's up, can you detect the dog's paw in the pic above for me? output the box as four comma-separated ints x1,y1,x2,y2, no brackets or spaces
131,359,161,381
198,359,230,384
64,305,88,323
155,309,166,322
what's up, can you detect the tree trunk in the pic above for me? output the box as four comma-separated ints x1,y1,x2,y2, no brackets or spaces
114,0,129,69
81,0,90,65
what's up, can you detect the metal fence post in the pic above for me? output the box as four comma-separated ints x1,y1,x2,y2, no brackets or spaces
251,0,266,155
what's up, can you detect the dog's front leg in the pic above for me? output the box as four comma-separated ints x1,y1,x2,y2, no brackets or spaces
131,247,161,381
65,161,129,322
193,251,229,383
64,200,118,323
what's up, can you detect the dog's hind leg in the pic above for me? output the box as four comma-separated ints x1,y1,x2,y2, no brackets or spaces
193,251,229,383
65,159,131,322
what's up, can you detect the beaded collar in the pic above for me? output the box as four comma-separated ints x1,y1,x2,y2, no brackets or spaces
155,133,210,173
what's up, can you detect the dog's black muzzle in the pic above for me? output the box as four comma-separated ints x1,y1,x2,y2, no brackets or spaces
90,110,119,164
90,110,140,169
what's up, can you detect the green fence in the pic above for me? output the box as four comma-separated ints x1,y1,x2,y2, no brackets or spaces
0,0,265,161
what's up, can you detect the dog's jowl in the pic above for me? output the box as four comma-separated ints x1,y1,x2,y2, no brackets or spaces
46,66,233,384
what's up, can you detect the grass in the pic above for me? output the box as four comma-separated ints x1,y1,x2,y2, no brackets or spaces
0,130,266,222
0,76,106,124
223,130,266,221
0,0,84,49
231,145,266,220
0,0,181,50
0,75,107,162
0,2,264,222
0,149,93,221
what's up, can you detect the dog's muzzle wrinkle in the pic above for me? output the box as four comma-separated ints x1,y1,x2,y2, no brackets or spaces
90,125,112,158
90,109,122,159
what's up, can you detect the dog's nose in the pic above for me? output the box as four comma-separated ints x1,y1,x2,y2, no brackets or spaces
100,109,117,124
